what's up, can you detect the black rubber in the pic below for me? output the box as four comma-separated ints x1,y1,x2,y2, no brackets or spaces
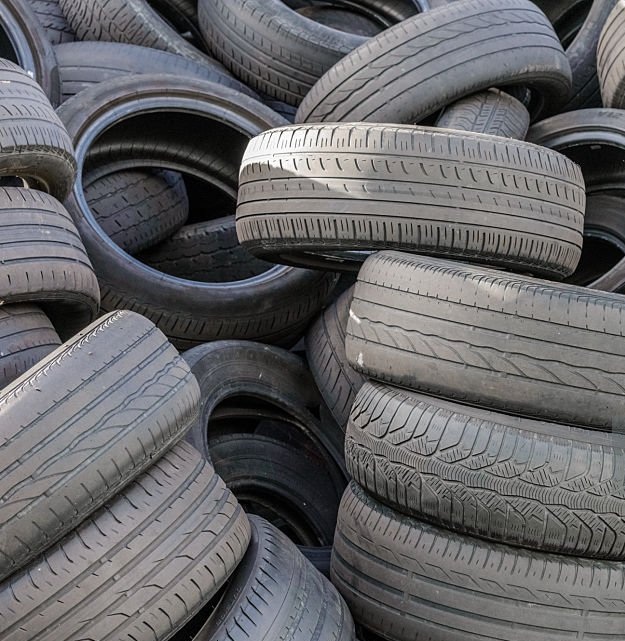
59,0,213,64
0,441,250,641
306,287,366,431
183,340,346,476
0,59,75,200
436,88,530,139
0,310,200,581
58,74,336,348
332,482,625,641
236,123,585,277
295,0,571,124
346,251,625,432
0,0,61,105
0,304,60,388
597,1,625,107
347,381,625,559
84,168,189,255
210,433,344,547
198,0,368,106
55,41,255,103
138,217,271,282
189,517,355,641
0,187,99,340
27,0,75,45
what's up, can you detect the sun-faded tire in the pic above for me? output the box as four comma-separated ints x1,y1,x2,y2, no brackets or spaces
346,251,625,431
55,41,255,103
0,441,250,641
347,381,625,558
436,88,530,138
59,0,213,64
0,60,75,199
138,217,271,281
84,168,189,254
183,340,346,475
295,0,571,124
0,310,200,581
27,0,75,44
598,1,625,107
190,516,355,641
0,187,99,339
58,74,336,348
332,482,625,641
306,287,365,431
0,304,60,388
236,124,585,277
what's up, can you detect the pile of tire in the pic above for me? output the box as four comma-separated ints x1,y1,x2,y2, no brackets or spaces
1,0,625,639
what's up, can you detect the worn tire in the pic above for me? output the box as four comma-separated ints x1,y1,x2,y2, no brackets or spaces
296,0,571,124
0,304,60,388
332,482,625,641
236,123,585,277
306,287,365,431
55,41,255,102
191,516,355,641
0,60,75,199
597,0,625,107
0,441,250,641
346,251,625,431
0,187,99,339
436,88,530,138
84,168,189,254
0,310,200,581
347,381,625,559
27,0,75,44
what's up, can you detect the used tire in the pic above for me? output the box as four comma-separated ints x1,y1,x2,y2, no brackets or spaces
55,41,255,103
296,0,571,124
236,123,585,277
597,0,625,107
306,287,365,431
0,187,99,339
0,441,250,641
347,381,625,558
27,0,75,45
0,304,61,388
346,251,625,431
58,75,336,347
436,88,530,139
0,310,200,581
0,59,75,200
84,168,189,255
189,516,355,641
332,482,625,641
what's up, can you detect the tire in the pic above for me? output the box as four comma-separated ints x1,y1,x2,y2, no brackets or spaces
147,0,204,47
183,340,346,476
436,88,530,139
347,381,625,558
0,0,61,105
84,168,189,255
58,74,336,348
346,251,625,431
0,187,99,340
295,0,571,124
236,123,585,277
198,0,370,106
299,545,332,578
0,304,61,388
59,0,213,65
189,516,355,641
306,287,366,431
0,441,250,641
138,217,271,282
0,60,75,200
210,433,345,547
0,310,200,581
27,0,75,45
55,41,256,103
597,1,625,107
332,482,625,641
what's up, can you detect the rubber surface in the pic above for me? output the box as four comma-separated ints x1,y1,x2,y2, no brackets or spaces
597,0,625,107
346,251,625,431
28,0,75,44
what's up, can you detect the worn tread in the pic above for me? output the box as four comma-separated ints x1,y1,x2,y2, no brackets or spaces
597,0,625,107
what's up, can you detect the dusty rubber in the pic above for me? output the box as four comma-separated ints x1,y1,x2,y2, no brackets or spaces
597,0,625,107
28,0,75,44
